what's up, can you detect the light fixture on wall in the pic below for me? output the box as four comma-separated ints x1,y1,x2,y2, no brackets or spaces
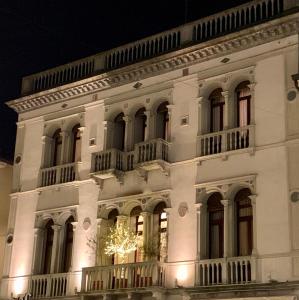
133,81,142,89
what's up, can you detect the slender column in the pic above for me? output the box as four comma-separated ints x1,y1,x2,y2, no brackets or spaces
102,121,113,150
221,91,230,130
249,195,257,256
41,136,53,168
248,83,256,126
166,105,174,142
96,218,108,266
70,221,78,271
196,97,205,136
195,203,207,260
50,224,62,273
123,115,132,151
31,228,43,274
144,110,151,141
140,211,151,260
221,200,230,258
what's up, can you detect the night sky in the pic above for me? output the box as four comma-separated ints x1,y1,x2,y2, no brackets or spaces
0,0,250,162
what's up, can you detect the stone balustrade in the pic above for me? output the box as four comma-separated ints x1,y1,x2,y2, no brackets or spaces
30,273,68,298
91,138,170,174
81,261,165,292
21,0,294,95
196,256,256,286
198,125,254,156
40,162,79,187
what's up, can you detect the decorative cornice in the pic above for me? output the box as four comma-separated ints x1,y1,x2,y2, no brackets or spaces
7,14,299,114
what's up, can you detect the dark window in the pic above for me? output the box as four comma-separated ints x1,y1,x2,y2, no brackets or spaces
207,193,224,259
154,202,167,261
134,108,147,144
53,129,62,166
130,206,143,262
235,188,253,256
71,125,81,162
42,219,54,274
236,81,251,127
209,88,224,133
113,113,126,151
156,102,169,140
62,216,74,273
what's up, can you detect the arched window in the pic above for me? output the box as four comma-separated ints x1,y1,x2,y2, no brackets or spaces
108,209,119,265
209,89,224,133
53,129,62,166
130,206,143,262
153,202,167,261
71,125,81,162
134,108,147,144
156,102,169,140
235,81,251,127
62,216,74,273
42,219,54,274
207,193,224,259
113,113,125,151
235,188,253,256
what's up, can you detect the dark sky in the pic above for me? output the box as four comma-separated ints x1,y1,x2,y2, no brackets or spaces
0,0,250,162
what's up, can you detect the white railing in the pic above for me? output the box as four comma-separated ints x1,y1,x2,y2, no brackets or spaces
81,261,165,292
135,138,169,164
196,256,255,286
198,125,254,156
21,0,295,95
30,273,68,298
40,162,78,187
92,149,125,173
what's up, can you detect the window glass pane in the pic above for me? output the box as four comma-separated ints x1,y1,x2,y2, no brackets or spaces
239,99,248,127
210,225,220,259
239,221,249,256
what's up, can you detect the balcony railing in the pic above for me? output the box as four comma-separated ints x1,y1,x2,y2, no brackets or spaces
91,138,170,174
30,273,68,299
21,0,295,95
81,261,165,293
198,125,254,157
40,162,79,187
196,256,256,286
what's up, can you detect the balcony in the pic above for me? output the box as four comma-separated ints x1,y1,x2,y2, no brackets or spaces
91,138,170,181
30,273,69,299
40,162,79,187
196,256,256,286
81,261,165,293
198,125,254,157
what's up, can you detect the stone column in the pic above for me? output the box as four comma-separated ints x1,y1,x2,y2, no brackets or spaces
102,121,113,150
140,211,151,260
221,91,230,130
41,135,53,168
221,200,230,258
248,82,256,126
123,115,132,151
50,224,62,273
70,221,78,272
144,110,151,141
31,228,44,274
249,194,257,256
166,105,174,142
195,203,207,261
96,218,108,266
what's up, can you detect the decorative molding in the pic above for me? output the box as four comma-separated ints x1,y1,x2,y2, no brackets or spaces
7,16,299,114
195,174,257,201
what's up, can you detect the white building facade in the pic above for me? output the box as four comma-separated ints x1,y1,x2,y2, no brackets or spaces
2,1,299,300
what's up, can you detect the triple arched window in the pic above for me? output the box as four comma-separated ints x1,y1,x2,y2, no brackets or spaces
109,101,169,152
